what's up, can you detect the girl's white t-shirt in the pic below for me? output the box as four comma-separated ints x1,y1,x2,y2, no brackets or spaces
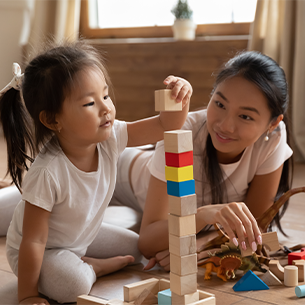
7,120,128,256
148,109,293,207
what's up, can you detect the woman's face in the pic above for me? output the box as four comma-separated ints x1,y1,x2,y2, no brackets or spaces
207,76,278,164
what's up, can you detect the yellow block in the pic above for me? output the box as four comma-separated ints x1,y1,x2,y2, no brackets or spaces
165,165,193,182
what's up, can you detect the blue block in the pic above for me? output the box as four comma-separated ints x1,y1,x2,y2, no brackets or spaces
167,180,195,197
233,270,269,292
158,288,171,305
295,284,305,298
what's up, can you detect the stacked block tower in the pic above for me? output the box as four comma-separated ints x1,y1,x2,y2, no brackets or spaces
164,130,200,303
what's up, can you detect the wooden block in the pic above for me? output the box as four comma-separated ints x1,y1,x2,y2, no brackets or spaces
123,278,159,302
170,253,198,276
288,248,305,265
77,295,108,305
106,300,130,305
155,89,182,111
168,194,197,217
159,278,170,291
260,270,282,286
269,260,285,281
196,290,216,305
134,288,158,305
168,214,196,237
240,237,254,257
165,151,193,167
170,272,197,295
167,180,195,197
293,260,305,282
158,289,172,305
261,231,280,251
164,130,193,153
169,233,196,256
284,265,298,287
165,165,194,182
171,291,199,305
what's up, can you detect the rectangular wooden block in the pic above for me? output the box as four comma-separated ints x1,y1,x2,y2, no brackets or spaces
169,234,196,256
155,89,182,111
170,272,198,295
77,295,108,305
167,180,195,197
164,130,193,153
262,231,280,251
165,165,194,182
123,277,159,302
171,291,199,305
240,237,254,257
170,253,198,276
168,194,197,217
293,260,305,282
168,214,196,237
159,278,171,291
165,151,193,167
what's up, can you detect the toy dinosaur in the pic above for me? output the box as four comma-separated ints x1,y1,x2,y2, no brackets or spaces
198,242,268,281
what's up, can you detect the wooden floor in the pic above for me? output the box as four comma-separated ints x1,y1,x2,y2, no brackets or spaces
0,133,305,304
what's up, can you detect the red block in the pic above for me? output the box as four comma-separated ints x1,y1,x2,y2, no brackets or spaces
288,248,305,265
165,151,193,167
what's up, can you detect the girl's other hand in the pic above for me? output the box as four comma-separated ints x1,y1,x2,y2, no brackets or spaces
163,75,192,108
143,249,170,272
19,296,50,305
198,202,262,252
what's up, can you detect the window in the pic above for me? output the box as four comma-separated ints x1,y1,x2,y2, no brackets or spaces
80,0,257,39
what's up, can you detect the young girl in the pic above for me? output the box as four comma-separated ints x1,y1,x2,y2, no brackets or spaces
109,51,293,270
0,40,192,304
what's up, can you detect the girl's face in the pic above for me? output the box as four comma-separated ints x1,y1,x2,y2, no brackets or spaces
56,67,115,147
207,76,280,164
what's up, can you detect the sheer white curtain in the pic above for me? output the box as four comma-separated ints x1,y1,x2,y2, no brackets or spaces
248,0,305,162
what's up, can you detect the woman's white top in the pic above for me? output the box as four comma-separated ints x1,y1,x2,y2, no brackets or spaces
7,120,128,256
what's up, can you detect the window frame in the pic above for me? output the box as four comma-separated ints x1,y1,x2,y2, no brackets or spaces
80,0,251,39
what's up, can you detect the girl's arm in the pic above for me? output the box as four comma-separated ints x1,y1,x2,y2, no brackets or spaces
127,76,191,147
18,201,50,304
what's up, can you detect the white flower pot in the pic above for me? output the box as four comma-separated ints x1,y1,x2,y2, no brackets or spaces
172,19,197,40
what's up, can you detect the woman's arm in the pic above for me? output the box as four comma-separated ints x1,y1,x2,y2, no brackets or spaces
127,76,191,147
18,201,50,304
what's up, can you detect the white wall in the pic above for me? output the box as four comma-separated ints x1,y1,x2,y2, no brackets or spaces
0,0,34,89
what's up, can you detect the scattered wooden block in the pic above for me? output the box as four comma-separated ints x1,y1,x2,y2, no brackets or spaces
260,270,282,286
293,260,305,282
269,260,285,281
284,265,298,287
288,248,305,265
168,214,196,237
239,237,254,257
169,233,196,256
155,89,182,111
233,270,269,291
123,278,159,302
168,194,197,217
165,165,194,182
170,253,198,276
164,130,193,153
167,180,195,197
170,272,198,295
261,232,280,251
295,284,305,298
165,151,193,167
77,295,108,305
134,288,158,305
158,288,172,305
171,291,199,305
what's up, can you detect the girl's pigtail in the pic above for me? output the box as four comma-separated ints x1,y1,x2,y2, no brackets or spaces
0,88,35,192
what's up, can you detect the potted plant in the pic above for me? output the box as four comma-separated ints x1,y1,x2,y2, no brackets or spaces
171,0,197,40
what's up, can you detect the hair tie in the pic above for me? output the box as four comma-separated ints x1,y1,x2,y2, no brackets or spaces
0,63,24,95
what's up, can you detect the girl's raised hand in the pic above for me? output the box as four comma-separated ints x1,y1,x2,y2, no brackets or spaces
19,296,50,305
163,75,192,108
197,202,262,252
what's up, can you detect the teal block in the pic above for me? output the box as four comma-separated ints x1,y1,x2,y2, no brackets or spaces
233,270,269,292
167,180,195,197
158,288,171,305
295,284,305,298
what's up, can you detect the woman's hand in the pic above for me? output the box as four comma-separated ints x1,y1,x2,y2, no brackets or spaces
19,296,50,305
143,249,170,272
163,75,192,109
197,202,262,252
